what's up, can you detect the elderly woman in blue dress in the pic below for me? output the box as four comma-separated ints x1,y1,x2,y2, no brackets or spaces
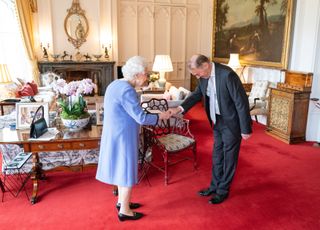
96,56,170,221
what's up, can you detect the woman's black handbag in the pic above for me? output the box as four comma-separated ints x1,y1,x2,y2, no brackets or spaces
30,105,48,138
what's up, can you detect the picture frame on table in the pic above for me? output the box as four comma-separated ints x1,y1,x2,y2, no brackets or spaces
16,102,49,129
96,102,104,125
212,0,294,69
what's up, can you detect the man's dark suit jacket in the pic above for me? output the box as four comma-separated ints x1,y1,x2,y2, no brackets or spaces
181,62,252,137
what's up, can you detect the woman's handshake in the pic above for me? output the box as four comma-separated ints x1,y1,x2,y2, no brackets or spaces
158,110,172,121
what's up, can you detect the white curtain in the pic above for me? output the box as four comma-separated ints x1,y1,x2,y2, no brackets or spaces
0,0,33,82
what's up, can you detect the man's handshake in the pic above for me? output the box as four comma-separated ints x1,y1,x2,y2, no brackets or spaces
158,107,183,121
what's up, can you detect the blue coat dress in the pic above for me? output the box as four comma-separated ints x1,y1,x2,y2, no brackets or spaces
96,80,158,187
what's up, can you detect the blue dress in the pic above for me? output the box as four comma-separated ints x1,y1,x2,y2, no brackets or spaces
96,80,158,187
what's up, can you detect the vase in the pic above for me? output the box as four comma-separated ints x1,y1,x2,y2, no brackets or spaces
61,117,90,131
148,81,159,89
158,77,166,88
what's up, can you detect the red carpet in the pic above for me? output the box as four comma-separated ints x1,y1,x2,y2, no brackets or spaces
1,103,320,230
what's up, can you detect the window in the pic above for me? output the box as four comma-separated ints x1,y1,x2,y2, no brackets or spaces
0,0,33,81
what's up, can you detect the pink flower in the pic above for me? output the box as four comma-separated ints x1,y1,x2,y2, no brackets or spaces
52,79,67,94
53,78,96,96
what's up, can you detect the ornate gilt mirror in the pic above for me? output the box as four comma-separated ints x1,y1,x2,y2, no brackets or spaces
64,0,89,49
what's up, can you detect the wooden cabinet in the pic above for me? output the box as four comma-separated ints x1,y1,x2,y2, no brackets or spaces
266,88,311,143
266,71,313,144
38,61,115,96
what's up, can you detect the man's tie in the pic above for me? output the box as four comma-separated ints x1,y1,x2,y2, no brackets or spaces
207,76,216,124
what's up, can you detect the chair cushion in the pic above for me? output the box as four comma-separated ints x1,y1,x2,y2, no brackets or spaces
249,100,267,109
5,152,32,170
17,83,35,96
158,133,195,151
28,81,39,94
250,107,268,116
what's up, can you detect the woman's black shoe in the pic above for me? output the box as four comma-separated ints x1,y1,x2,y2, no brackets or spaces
118,212,144,221
116,202,141,211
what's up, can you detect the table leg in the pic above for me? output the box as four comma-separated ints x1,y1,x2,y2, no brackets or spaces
0,105,4,116
0,178,5,193
30,152,45,204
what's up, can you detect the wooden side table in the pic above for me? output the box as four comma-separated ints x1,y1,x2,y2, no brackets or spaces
0,126,119,203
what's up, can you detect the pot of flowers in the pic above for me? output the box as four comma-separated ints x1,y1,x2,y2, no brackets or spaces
53,78,96,131
148,73,160,89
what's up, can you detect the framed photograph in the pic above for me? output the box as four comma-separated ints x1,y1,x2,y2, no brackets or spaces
212,0,294,68
16,102,49,129
96,102,104,125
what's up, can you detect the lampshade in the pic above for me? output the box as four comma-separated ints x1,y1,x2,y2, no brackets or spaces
152,55,173,88
152,55,173,72
0,64,13,83
227,53,241,69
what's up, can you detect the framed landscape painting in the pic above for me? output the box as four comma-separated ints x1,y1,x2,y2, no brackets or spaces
212,0,294,68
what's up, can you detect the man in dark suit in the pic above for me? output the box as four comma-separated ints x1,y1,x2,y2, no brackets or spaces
169,54,252,204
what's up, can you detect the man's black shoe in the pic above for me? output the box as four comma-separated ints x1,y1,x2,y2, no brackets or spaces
208,193,229,204
198,188,215,196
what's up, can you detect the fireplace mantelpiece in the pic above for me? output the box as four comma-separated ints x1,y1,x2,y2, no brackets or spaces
38,61,115,96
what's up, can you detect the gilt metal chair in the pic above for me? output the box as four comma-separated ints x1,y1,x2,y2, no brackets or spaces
141,98,197,185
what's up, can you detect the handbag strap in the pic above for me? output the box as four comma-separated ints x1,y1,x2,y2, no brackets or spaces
31,105,44,125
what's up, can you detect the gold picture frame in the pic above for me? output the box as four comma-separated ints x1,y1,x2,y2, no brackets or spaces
212,0,294,69
95,102,104,125
16,102,49,130
64,0,89,49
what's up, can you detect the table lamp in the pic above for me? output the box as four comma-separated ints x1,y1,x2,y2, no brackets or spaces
0,64,14,100
228,53,245,82
152,55,173,88
228,53,241,69
0,64,13,83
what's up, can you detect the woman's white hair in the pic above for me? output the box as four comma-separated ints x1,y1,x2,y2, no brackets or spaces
121,56,147,81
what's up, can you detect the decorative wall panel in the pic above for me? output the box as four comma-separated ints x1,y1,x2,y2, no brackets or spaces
138,5,154,60
118,4,138,61
118,0,200,88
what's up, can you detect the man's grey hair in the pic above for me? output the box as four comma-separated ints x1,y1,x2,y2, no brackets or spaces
187,54,210,70
122,56,147,80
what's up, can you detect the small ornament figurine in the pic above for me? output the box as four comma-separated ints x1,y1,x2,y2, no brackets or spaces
75,51,82,61
61,51,69,61
84,53,92,61
42,47,48,59
104,47,109,59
